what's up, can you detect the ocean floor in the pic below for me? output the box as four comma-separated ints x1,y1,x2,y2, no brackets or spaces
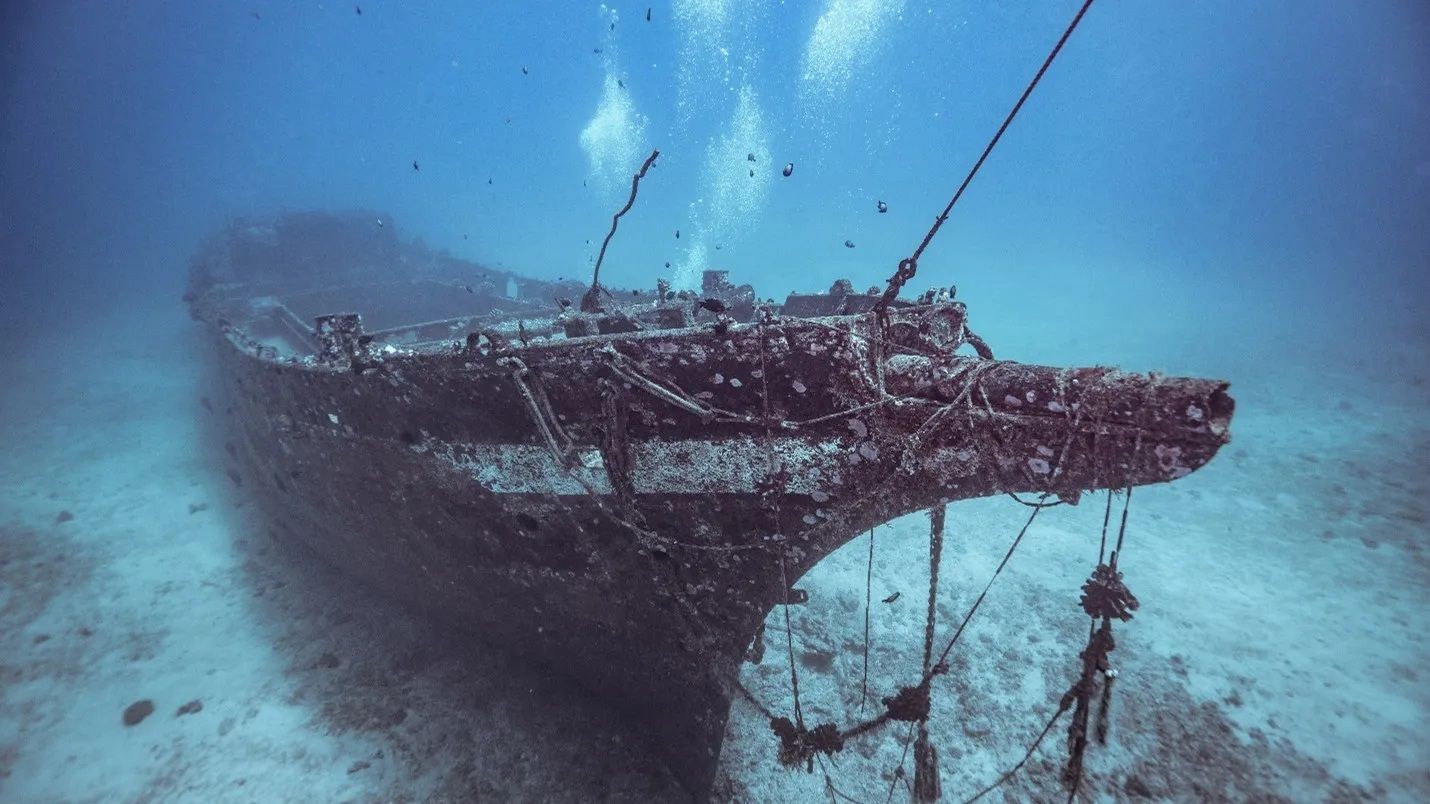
1,296,1426,802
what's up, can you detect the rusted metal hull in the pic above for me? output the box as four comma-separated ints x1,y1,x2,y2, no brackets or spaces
191,212,1234,799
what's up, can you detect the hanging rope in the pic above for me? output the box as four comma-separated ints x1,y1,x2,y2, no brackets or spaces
860,527,875,714
1112,485,1132,565
1097,489,1113,564
1064,486,1136,801
922,505,947,674
912,505,947,801
873,0,1098,333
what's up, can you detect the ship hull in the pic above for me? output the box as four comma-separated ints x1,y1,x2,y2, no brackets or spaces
205,310,1231,798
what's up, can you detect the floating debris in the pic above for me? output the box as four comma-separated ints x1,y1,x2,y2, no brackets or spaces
844,239,856,249
782,162,794,177
877,200,888,213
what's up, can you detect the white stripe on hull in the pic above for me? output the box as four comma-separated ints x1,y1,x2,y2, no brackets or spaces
429,436,861,496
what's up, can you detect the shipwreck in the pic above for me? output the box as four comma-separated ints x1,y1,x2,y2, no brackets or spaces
186,206,1231,799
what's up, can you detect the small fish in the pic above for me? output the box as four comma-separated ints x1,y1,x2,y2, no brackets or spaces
355,4,362,14
463,284,474,294
746,153,756,162
593,47,603,54
749,169,754,177
664,261,671,268
618,78,625,89
200,396,213,413
675,229,680,239
522,66,529,75
697,298,727,314
412,160,420,171
714,244,723,250
609,22,615,31
646,7,652,22
488,178,493,185
463,234,468,240
877,200,888,213
376,218,384,227
250,10,261,21
558,297,573,309
782,162,794,177
882,591,901,604
844,239,856,249
632,289,642,296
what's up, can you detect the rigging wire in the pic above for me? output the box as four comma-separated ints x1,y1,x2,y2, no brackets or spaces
874,0,1099,328
930,498,1045,674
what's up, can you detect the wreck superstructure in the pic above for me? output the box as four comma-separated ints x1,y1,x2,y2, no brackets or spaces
186,211,1233,799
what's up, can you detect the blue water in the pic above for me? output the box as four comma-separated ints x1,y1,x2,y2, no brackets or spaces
1,2,1427,802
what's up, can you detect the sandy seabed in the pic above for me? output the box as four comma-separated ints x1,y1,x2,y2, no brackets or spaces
1,297,1426,803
